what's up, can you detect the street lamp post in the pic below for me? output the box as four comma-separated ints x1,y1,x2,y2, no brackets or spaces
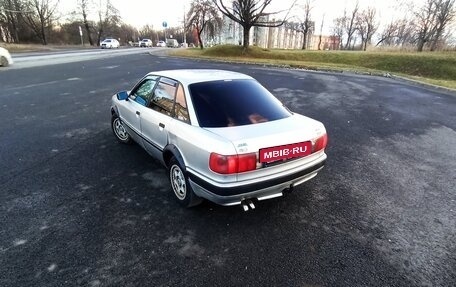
162,21,168,41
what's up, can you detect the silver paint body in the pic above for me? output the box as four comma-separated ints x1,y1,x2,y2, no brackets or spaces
111,70,327,206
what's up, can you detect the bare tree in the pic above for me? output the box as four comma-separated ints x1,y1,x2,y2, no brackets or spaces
356,7,377,51
294,0,313,49
430,0,455,51
95,0,120,45
332,16,345,50
22,0,59,45
415,0,439,51
138,24,155,41
343,1,359,49
78,0,94,46
213,0,296,50
317,13,324,50
396,19,415,47
187,0,222,49
376,20,399,46
0,0,27,42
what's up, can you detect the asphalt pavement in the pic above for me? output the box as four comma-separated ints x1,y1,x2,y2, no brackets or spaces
0,49,455,286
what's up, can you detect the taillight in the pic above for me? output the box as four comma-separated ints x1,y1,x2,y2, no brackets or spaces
209,153,257,174
313,133,328,152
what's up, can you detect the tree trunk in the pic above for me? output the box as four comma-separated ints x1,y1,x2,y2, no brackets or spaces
6,12,20,42
242,25,250,51
318,34,322,50
82,11,94,46
302,31,308,49
97,29,103,46
84,22,94,46
417,39,425,52
197,30,204,49
40,17,47,45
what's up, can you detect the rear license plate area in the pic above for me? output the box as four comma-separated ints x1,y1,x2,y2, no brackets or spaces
259,141,312,163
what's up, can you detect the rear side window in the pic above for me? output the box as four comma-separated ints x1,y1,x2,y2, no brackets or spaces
174,84,189,122
189,79,291,128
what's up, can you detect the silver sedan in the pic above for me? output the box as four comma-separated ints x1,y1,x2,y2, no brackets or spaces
110,70,327,210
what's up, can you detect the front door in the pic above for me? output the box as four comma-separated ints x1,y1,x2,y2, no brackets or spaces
141,77,179,159
120,76,158,147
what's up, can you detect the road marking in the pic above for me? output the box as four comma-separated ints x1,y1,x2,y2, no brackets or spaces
102,65,119,69
67,77,81,81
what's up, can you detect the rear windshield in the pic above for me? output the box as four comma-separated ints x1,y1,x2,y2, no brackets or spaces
189,79,291,128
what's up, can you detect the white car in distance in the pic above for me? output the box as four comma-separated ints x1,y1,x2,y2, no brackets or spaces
0,47,13,67
140,39,153,47
101,38,120,49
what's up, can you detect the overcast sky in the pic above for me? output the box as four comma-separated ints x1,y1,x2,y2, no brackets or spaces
65,0,424,34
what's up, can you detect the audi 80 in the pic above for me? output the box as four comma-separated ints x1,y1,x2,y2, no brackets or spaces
110,70,327,209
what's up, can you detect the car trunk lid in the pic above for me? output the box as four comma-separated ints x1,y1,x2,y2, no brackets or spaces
205,114,325,157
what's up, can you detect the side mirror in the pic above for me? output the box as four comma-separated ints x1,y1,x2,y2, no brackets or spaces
117,91,129,101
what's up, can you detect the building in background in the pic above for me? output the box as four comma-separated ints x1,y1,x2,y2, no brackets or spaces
217,14,339,50
308,35,341,50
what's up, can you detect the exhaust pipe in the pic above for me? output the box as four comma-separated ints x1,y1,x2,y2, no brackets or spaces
283,186,294,194
241,199,255,211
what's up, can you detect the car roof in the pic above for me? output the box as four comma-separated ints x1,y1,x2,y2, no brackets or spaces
148,69,253,85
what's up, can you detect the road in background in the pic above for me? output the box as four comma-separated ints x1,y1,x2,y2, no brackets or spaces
0,50,455,286
9,47,167,69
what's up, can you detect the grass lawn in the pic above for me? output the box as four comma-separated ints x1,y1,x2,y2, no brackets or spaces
172,45,456,90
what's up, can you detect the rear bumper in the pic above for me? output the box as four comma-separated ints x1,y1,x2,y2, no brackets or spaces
188,156,326,206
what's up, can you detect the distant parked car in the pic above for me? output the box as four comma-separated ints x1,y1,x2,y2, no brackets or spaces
157,40,166,47
140,39,153,47
0,47,13,67
166,38,179,48
101,38,120,49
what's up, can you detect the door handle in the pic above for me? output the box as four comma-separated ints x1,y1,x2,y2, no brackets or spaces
136,111,140,116
159,123,165,129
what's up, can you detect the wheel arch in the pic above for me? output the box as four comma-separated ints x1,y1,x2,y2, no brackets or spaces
111,105,119,117
163,144,185,170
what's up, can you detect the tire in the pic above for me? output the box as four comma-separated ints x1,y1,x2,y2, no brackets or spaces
111,115,132,144
168,157,203,208
1,56,9,67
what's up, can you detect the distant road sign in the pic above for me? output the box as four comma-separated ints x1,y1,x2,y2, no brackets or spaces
162,21,167,28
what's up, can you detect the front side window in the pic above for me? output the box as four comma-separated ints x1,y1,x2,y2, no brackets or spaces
189,79,292,128
149,78,177,116
131,77,158,106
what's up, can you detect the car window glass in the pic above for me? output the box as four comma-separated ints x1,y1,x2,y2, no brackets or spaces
132,77,157,106
189,79,291,128
174,84,189,122
149,78,177,116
